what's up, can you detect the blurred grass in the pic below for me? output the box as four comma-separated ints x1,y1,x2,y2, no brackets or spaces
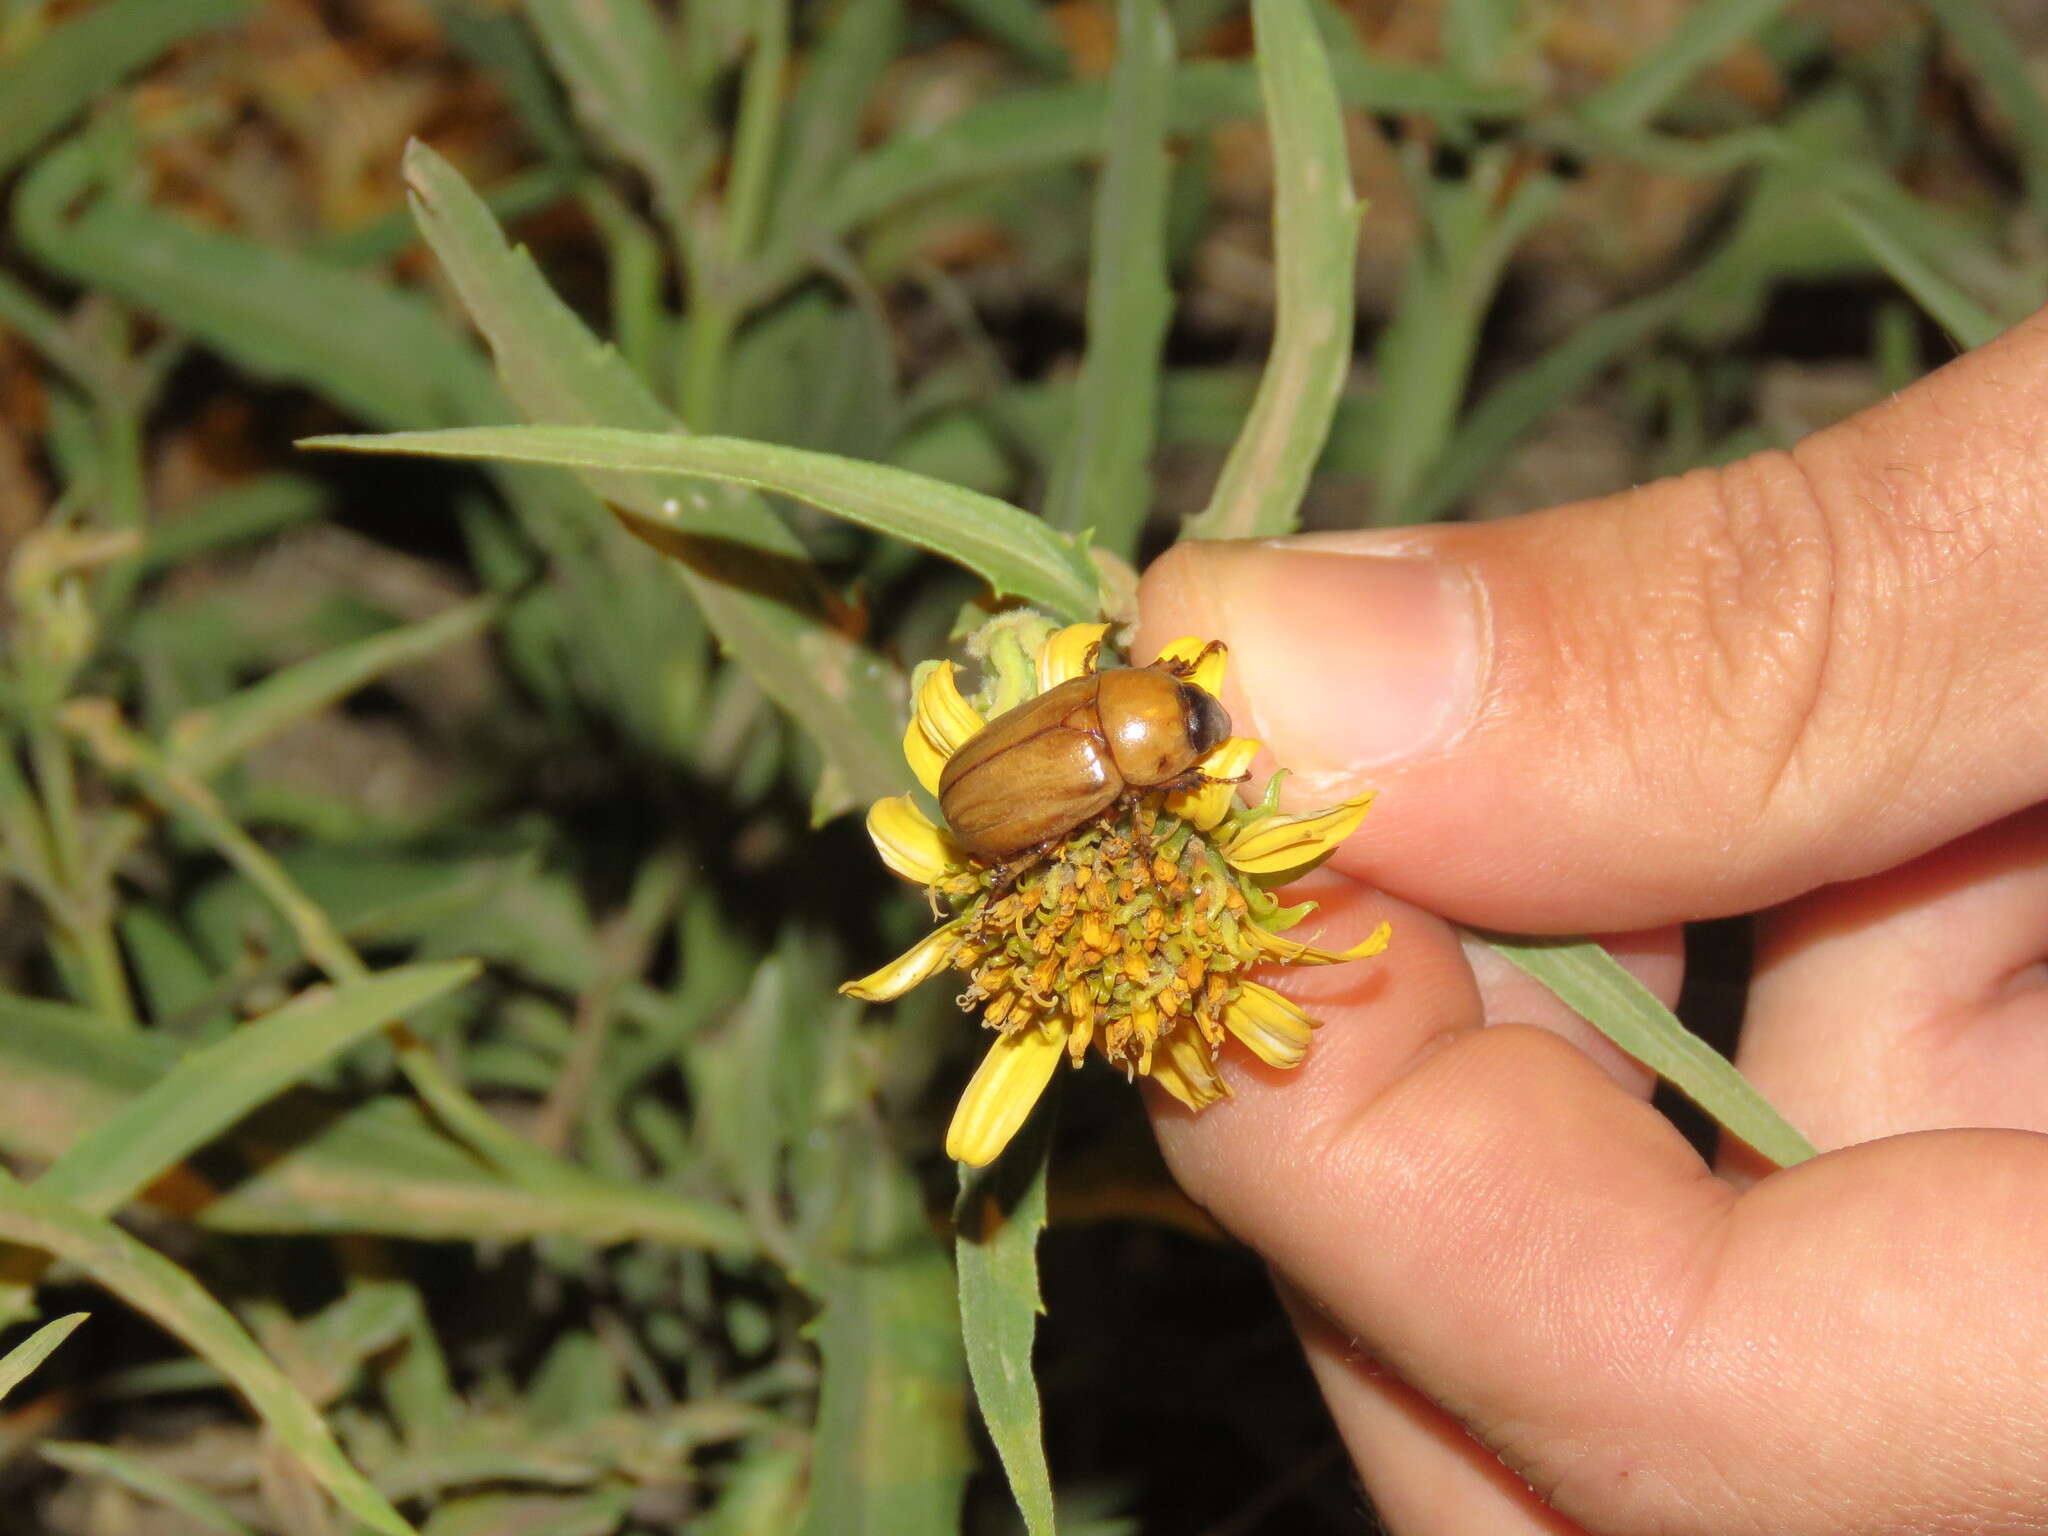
0,0,2041,1531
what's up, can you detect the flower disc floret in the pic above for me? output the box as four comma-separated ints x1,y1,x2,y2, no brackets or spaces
842,616,1387,1166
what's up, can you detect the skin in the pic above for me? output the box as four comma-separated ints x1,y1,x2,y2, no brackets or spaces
1131,303,2048,1534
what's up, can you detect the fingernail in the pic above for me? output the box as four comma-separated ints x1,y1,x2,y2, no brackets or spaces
1194,543,1485,780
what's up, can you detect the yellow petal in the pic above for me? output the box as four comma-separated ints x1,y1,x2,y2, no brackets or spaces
1148,1029,1230,1110
946,1024,1067,1166
1222,981,1317,1069
902,721,950,798
1036,622,1111,691
1165,734,1261,831
839,919,966,1002
1222,790,1377,876
1246,919,1392,966
903,661,986,795
1149,635,1227,700
866,795,965,885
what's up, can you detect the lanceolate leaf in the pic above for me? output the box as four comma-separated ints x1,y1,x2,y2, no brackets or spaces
1042,0,1176,561
399,142,909,809
800,1142,970,1536
0,984,755,1250
38,1442,258,1536
304,424,1105,623
0,1173,416,1535
1184,0,1361,540
12,137,484,428
1822,190,2004,350
1476,935,1816,1168
765,0,904,242
754,59,1526,303
0,1312,87,1403
522,0,704,226
955,1109,1057,1536
15,136,906,814
167,599,502,779
1579,0,1794,134
36,961,480,1216
0,0,253,177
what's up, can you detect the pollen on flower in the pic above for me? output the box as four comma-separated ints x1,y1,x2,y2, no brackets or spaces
951,804,1247,1076
839,615,1390,1167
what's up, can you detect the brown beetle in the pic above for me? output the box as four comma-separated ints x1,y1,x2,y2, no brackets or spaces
938,661,1233,868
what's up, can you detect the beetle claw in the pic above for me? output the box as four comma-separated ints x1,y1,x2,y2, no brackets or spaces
1153,638,1225,679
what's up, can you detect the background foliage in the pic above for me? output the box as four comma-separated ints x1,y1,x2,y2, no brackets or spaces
0,0,2041,1531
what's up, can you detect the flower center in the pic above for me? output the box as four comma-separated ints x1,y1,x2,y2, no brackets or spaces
945,803,1254,1073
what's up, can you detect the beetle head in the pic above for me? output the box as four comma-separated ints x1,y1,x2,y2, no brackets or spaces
1178,683,1230,758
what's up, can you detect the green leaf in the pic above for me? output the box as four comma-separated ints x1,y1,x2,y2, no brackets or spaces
1042,0,1176,563
134,474,327,575
526,1330,623,1428
1475,935,1816,1167
690,957,796,1233
165,595,500,779
700,1444,807,1536
1922,0,2048,211
1402,280,1696,523
939,0,1069,71
296,1281,426,1404
522,0,703,226
1579,0,1794,134
303,424,1104,623
13,137,485,429
0,0,252,177
0,1171,417,1535
720,0,791,267
1369,153,1561,522
754,58,1527,306
36,961,480,1216
722,289,898,457
427,0,583,168
11,132,716,771
0,1310,86,1401
1442,0,1524,80
801,1140,970,1535
40,1440,258,1536
61,706,757,1254
766,0,904,244
955,1110,1057,1536
1821,189,2004,351
1183,0,1361,540
420,1489,638,1536
399,140,908,811
202,1097,748,1248
0,997,754,1248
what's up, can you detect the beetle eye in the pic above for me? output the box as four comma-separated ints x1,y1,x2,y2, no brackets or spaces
1179,684,1230,755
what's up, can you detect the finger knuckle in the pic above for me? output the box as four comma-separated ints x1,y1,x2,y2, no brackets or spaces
1630,444,1983,877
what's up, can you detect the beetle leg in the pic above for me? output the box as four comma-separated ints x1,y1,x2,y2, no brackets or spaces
1118,792,1160,867
979,838,1058,905
1162,763,1251,794
1152,638,1226,679
980,861,1018,903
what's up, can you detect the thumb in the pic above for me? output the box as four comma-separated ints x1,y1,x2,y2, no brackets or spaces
1137,307,2048,932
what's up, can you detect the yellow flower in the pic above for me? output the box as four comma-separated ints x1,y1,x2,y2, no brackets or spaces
842,617,1388,1167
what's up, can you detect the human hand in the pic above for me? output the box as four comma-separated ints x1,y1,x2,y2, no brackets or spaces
1131,308,2048,1534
